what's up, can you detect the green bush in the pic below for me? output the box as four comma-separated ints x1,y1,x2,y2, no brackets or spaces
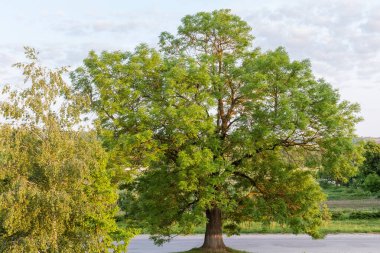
363,174,380,193
349,210,380,219
330,209,380,220
331,210,346,220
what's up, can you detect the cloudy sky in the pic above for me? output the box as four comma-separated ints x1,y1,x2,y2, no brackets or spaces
1,0,379,136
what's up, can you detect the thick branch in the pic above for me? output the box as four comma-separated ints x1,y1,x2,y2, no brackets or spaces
233,171,257,186
231,136,320,167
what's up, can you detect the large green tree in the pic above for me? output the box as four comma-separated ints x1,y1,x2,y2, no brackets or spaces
0,48,133,252
73,10,362,252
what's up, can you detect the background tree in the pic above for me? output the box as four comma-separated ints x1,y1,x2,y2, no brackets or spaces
72,10,362,252
358,141,380,193
360,141,380,176
0,48,133,252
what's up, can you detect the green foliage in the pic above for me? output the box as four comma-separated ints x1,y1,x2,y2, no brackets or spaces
363,173,380,193
0,48,134,252
360,141,380,177
331,141,380,193
331,209,380,220
73,10,362,244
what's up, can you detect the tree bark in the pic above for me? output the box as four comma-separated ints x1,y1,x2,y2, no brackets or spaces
201,207,226,251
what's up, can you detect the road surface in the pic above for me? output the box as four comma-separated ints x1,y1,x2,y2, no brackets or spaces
127,234,380,253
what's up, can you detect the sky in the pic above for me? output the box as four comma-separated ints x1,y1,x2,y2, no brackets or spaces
1,0,379,136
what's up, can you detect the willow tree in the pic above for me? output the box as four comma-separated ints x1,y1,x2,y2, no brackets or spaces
73,10,362,252
0,48,133,252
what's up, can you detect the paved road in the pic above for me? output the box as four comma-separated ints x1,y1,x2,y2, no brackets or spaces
127,234,380,253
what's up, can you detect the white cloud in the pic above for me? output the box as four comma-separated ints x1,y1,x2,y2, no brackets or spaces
1,0,380,136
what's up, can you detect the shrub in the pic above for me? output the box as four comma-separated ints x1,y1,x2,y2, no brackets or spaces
363,174,380,193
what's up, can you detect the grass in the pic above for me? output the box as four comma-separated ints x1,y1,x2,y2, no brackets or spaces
321,219,380,233
188,219,380,235
321,184,377,200
252,219,380,234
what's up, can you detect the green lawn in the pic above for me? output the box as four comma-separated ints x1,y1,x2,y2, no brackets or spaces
322,219,380,233
238,219,380,234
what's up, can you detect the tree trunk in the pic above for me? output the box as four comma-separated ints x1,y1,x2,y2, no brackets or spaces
201,207,226,251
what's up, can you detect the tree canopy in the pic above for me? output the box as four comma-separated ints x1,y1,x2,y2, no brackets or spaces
356,141,380,193
360,141,380,177
0,48,133,252
72,9,362,251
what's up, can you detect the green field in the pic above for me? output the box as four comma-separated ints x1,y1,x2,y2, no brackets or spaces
185,218,380,235
322,184,379,200
222,219,380,234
